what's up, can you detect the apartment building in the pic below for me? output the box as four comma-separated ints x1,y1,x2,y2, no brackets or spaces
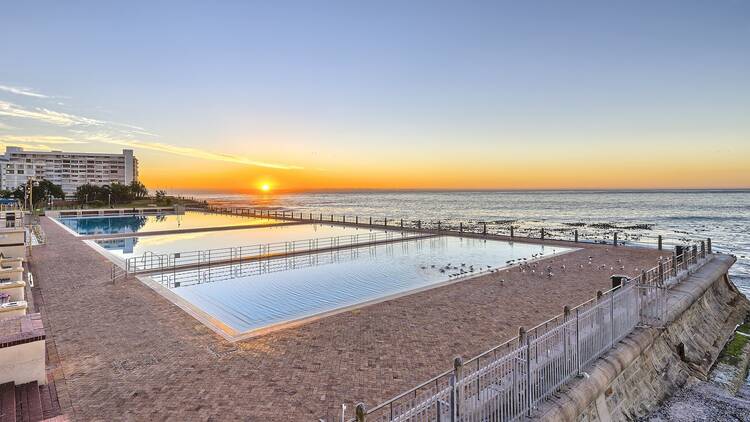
0,146,139,198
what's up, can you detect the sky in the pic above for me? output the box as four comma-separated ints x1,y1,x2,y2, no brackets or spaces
1,0,749,192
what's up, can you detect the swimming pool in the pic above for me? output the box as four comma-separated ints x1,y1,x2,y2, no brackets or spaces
92,223,398,259
56,211,282,235
144,236,573,338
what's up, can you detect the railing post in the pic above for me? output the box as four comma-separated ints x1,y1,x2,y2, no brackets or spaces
700,241,705,259
355,402,367,422
610,290,615,348
671,252,677,277
510,225,514,238
459,222,463,233
400,219,403,228
482,222,487,235
453,356,463,418
355,216,358,224
563,306,570,373
319,213,322,221
541,227,545,240
707,238,712,254
574,229,578,243
691,245,698,264
343,215,346,223
417,220,421,229
437,221,441,231
613,232,618,247
657,235,663,250
575,309,581,376
369,216,372,225
384,218,387,226
449,374,456,422
658,261,665,284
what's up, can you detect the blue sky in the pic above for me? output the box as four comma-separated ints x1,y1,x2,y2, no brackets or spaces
1,1,749,190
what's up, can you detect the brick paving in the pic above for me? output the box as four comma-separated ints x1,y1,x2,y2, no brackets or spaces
29,217,667,421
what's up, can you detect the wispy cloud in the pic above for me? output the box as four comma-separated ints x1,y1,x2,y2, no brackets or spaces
0,101,104,127
89,134,303,170
0,85,50,99
0,86,302,171
0,122,14,130
0,135,87,145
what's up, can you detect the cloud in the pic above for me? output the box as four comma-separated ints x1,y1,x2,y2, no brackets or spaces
0,122,14,130
88,134,303,170
0,135,87,145
0,85,50,99
0,100,104,126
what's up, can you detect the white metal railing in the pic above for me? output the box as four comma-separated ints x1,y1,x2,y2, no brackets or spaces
125,230,430,275
205,206,713,254
344,244,709,422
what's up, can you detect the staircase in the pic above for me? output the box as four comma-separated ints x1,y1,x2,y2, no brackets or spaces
0,381,59,422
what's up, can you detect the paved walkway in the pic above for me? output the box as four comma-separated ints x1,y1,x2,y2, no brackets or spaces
29,217,666,421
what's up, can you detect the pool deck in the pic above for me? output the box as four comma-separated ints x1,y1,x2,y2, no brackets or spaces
29,216,668,421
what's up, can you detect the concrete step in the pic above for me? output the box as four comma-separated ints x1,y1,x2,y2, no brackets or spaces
0,382,15,422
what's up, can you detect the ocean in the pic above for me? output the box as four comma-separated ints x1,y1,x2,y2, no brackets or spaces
194,190,750,297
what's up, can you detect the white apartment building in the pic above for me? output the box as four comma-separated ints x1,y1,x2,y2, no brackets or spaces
0,147,139,198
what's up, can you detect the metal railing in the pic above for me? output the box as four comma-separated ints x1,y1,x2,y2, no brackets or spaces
111,263,127,283
125,230,430,275
343,244,709,422
203,206,709,252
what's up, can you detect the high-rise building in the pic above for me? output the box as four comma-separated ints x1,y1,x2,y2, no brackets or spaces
0,146,139,198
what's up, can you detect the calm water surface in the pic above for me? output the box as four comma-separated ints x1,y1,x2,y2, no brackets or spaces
197,190,750,296
58,210,280,235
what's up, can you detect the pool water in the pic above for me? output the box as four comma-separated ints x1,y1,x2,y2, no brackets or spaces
94,223,396,259
147,236,572,335
56,211,282,235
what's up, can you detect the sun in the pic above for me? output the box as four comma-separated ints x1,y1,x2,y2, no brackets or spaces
260,183,271,192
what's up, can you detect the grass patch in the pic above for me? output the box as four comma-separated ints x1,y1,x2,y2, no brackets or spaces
718,321,750,367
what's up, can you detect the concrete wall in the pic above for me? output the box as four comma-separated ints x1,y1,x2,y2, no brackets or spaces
0,280,25,301
0,340,46,385
534,255,750,421
0,300,28,320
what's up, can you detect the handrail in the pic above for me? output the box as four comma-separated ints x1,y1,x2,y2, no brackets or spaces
203,206,713,252
125,230,430,275
342,242,710,422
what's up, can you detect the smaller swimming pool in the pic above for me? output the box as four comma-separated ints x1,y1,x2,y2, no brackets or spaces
55,211,282,235
92,223,396,259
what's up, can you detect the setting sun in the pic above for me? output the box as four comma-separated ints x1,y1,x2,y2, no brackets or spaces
260,183,271,192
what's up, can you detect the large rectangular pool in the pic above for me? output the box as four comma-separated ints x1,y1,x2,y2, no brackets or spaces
92,223,397,259
56,211,282,235
144,236,573,337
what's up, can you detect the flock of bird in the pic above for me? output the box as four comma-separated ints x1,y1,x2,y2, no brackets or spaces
418,248,634,285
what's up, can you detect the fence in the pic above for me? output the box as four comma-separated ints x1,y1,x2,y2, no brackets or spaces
203,206,704,251
344,243,708,422
124,230,430,275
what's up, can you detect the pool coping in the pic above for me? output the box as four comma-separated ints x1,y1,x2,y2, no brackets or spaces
47,212,305,238
96,237,580,342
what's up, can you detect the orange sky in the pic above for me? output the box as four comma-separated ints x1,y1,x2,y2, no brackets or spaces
138,139,750,193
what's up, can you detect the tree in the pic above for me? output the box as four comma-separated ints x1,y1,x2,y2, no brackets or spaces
76,183,103,203
129,181,148,199
109,182,133,205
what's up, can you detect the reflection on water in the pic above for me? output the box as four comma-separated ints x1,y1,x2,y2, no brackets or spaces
149,236,570,334
95,223,394,259
58,211,281,235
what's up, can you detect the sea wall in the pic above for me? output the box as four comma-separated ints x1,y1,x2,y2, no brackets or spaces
533,254,750,422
